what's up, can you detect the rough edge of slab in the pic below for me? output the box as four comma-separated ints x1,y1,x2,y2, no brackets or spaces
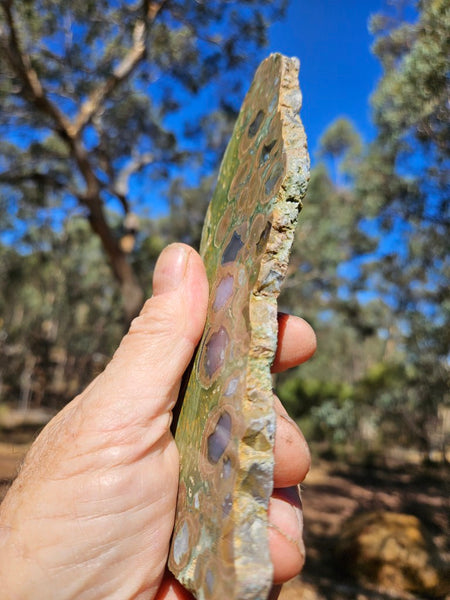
233,54,310,600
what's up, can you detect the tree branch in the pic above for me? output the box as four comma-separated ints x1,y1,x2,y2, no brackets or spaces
0,1,72,137
0,170,66,190
71,0,168,137
0,0,159,321
111,151,154,211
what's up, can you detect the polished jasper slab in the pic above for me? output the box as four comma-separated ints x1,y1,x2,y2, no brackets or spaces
168,53,310,600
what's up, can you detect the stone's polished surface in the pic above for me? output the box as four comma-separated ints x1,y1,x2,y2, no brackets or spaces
168,53,310,600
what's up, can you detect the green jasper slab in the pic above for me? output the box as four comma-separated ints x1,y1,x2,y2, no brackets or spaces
168,53,310,600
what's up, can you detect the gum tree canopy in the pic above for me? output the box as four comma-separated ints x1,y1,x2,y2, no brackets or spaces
356,0,449,452
0,0,287,321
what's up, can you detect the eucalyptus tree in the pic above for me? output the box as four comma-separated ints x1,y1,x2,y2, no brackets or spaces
0,0,287,321
356,0,449,455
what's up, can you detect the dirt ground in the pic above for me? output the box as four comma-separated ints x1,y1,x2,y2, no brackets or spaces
285,453,449,600
0,437,448,600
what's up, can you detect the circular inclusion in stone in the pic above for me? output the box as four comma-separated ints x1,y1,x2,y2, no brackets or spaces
173,520,190,566
248,109,265,138
213,274,235,312
204,326,229,379
221,231,244,265
207,411,232,464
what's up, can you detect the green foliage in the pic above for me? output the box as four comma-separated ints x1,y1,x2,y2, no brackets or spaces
357,0,449,454
318,117,363,184
361,0,449,221
0,0,287,319
0,0,447,462
0,219,123,409
370,0,449,157
278,1,449,457
278,123,401,449
278,376,354,419
164,174,216,249
0,0,289,404
0,0,286,208
319,118,361,159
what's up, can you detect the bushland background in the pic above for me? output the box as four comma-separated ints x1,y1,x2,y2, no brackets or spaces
0,1,448,598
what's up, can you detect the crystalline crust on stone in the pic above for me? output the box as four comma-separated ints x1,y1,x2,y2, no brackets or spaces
168,53,310,600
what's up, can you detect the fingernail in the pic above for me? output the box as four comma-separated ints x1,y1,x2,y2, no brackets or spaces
270,486,304,545
279,411,299,429
153,244,188,295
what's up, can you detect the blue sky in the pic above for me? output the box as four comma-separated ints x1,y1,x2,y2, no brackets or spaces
153,1,387,217
269,1,385,159
1,1,390,231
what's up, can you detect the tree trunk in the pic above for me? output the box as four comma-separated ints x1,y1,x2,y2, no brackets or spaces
87,201,144,324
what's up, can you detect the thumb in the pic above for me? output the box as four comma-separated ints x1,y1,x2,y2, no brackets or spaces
82,243,209,432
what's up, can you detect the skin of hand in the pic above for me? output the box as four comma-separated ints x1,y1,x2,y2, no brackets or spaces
0,243,316,600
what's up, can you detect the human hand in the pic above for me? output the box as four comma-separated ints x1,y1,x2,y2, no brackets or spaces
0,243,316,600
